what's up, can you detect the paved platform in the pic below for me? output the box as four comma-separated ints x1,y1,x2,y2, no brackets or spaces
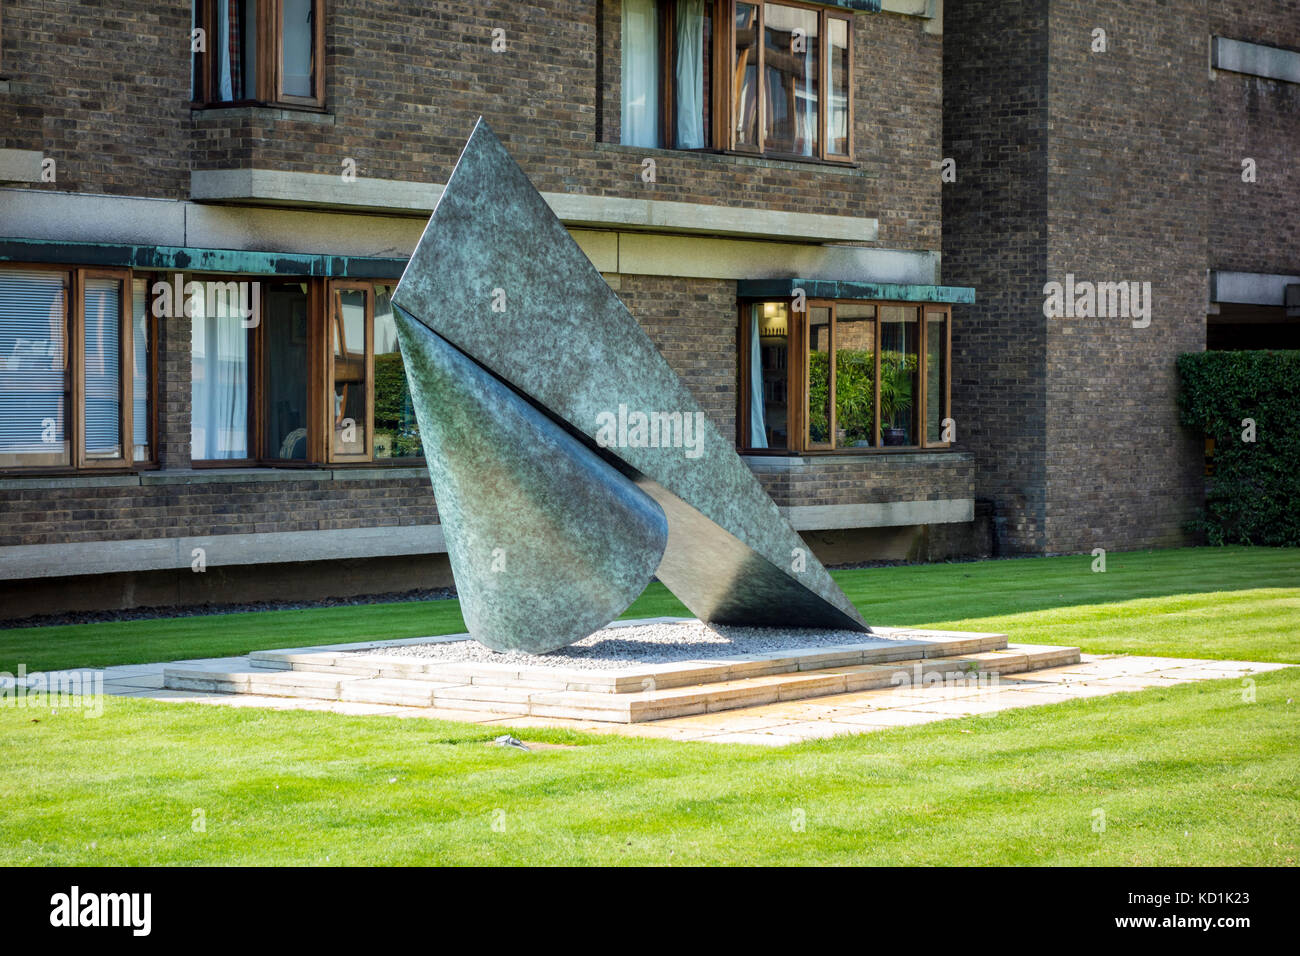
18,626,1284,745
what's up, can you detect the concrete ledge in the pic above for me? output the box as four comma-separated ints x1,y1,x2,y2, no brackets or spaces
191,168,877,243
0,148,44,184
745,451,972,471
0,525,448,580
1213,36,1300,84
1211,270,1300,306
0,467,430,491
780,498,974,531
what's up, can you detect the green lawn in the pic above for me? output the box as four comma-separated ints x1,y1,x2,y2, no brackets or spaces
2,669,1295,865
1,546,1297,866
3,546,1297,671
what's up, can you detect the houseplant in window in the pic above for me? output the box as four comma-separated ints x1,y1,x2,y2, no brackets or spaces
836,349,875,447
880,352,916,446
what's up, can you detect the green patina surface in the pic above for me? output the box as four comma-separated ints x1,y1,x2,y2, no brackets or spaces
392,119,867,652
0,238,407,278
738,278,976,304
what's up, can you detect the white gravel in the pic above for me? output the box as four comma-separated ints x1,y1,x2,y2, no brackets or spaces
346,619,909,671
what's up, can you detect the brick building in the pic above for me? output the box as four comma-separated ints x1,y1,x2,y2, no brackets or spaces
0,1,1295,617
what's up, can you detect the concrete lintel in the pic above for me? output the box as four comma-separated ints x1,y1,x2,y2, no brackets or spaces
780,498,974,531
0,148,44,184
1213,36,1300,85
2,189,926,283
1210,270,1300,306
191,168,877,243
0,525,448,581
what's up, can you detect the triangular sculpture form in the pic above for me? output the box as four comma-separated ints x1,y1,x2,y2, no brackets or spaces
393,119,869,653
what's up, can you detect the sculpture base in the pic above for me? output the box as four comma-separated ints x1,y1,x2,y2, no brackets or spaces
163,619,1081,724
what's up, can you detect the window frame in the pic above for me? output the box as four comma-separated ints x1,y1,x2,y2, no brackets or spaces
631,0,854,162
188,272,257,469
0,263,158,475
738,298,952,456
191,0,325,110
323,278,376,465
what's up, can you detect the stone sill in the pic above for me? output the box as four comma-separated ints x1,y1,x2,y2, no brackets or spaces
743,450,973,470
0,467,429,491
191,105,336,125
593,142,865,177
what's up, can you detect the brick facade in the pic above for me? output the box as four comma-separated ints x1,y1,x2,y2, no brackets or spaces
4,2,942,250
942,0,1290,555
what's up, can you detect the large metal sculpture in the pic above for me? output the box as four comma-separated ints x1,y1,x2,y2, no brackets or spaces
393,119,868,653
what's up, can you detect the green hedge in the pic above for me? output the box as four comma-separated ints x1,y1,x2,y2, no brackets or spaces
1177,350,1300,546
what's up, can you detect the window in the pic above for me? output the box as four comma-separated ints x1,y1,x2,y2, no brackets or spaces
621,0,851,160
0,266,155,472
740,299,951,453
191,0,324,108
325,282,423,463
187,275,422,467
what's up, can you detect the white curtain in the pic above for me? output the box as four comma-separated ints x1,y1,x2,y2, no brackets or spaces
191,300,248,460
799,38,818,156
216,0,233,101
621,0,660,147
749,309,767,448
675,0,705,148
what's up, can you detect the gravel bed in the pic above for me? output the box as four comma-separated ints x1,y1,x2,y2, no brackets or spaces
348,619,912,671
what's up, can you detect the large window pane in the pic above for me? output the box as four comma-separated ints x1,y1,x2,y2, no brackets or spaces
332,288,369,457
674,0,711,148
835,304,875,448
733,2,760,148
749,302,789,449
212,0,258,102
191,289,250,460
763,3,818,156
373,285,423,461
827,17,850,157
621,0,661,147
83,277,123,461
880,306,920,446
131,279,151,462
926,311,948,444
807,305,832,448
281,0,315,98
263,282,310,460
0,269,69,468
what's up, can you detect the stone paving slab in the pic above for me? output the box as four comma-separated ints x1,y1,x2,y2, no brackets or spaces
27,639,1292,746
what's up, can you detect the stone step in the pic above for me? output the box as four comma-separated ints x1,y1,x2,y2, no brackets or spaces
163,643,1081,723
245,627,1011,695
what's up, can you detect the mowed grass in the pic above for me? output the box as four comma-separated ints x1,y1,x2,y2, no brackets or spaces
1,546,1297,866
2,546,1297,671
1,668,1296,866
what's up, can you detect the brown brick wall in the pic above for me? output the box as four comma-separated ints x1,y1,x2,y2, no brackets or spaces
1043,0,1208,554
750,453,974,510
0,474,438,547
3,1,941,251
0,1,191,196
1206,3,1300,276
614,274,737,439
942,0,1050,553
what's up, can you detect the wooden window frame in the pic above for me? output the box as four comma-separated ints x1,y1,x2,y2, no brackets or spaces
714,0,854,162
630,0,852,162
256,278,318,468
191,0,325,110
0,263,159,475
738,299,953,456
323,279,375,465
189,272,257,469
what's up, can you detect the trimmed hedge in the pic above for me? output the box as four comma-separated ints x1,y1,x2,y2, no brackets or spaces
1177,351,1300,546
